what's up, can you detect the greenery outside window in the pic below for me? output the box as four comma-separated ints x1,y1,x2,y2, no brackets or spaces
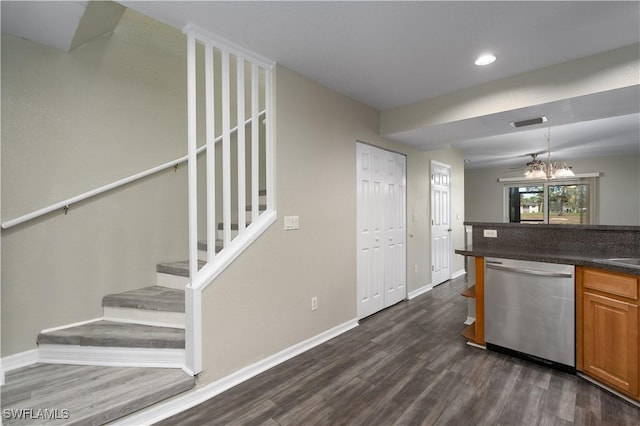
504,178,596,224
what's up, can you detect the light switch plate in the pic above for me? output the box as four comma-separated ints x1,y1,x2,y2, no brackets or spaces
284,216,299,230
483,229,498,238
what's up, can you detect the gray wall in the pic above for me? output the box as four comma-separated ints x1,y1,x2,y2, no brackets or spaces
465,155,640,225
198,65,466,383
1,10,191,356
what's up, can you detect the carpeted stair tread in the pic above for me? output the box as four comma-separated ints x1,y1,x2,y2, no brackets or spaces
198,239,224,253
37,321,184,349
245,203,267,211
156,260,205,277
102,286,184,313
217,222,251,230
1,363,195,425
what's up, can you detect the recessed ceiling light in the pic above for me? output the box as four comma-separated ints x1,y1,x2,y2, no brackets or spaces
475,54,497,66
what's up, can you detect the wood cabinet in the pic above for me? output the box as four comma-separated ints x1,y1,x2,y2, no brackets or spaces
461,256,485,346
577,267,639,401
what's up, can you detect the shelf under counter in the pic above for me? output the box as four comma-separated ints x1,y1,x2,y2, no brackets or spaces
461,285,476,298
461,323,476,341
456,256,485,347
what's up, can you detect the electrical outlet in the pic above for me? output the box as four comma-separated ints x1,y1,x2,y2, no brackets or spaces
414,264,418,273
483,229,498,238
311,297,318,311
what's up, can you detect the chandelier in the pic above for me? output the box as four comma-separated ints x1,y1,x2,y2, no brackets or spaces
525,128,574,179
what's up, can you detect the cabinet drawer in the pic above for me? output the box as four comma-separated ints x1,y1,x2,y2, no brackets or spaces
582,268,639,300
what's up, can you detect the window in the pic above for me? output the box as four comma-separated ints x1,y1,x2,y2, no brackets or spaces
504,178,596,224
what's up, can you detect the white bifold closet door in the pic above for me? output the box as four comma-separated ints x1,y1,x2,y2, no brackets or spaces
356,142,406,320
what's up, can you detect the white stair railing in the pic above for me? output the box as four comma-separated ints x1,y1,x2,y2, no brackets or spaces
184,26,276,375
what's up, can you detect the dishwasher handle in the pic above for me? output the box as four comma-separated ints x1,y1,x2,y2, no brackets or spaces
486,262,573,278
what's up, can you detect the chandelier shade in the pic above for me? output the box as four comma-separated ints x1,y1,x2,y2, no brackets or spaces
525,128,575,179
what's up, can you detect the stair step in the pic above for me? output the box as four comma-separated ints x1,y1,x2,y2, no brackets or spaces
1,363,195,426
245,203,267,211
156,260,205,278
198,239,224,254
217,221,251,230
38,320,184,349
102,286,184,313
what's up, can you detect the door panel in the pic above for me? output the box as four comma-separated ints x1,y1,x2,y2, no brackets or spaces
357,144,384,318
582,291,638,396
384,153,406,307
431,162,451,286
357,144,407,318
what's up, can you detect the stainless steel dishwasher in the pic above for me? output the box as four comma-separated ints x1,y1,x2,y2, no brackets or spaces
485,257,575,372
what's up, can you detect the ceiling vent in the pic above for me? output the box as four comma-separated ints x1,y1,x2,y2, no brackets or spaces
510,116,548,128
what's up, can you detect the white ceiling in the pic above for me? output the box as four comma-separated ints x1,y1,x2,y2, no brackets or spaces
119,0,640,169
1,1,125,52
5,1,640,168
122,1,640,110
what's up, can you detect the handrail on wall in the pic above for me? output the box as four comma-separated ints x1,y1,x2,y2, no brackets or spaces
0,111,266,230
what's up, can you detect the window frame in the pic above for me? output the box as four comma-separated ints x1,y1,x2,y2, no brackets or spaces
502,177,598,224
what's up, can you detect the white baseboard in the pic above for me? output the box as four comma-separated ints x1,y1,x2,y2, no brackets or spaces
451,269,466,280
40,317,103,334
1,348,39,376
113,318,359,426
38,345,185,369
408,284,433,300
466,341,486,350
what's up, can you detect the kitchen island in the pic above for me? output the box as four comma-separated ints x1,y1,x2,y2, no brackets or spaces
456,222,640,404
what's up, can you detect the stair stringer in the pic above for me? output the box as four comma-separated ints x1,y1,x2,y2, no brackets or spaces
184,209,277,375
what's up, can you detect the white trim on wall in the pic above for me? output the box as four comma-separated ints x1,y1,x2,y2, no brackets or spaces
1,346,185,377
497,172,601,182
408,284,433,300
408,269,465,301
451,269,466,280
40,318,103,334
1,349,39,375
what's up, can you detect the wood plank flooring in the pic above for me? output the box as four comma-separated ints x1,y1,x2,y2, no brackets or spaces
1,364,195,425
157,277,640,426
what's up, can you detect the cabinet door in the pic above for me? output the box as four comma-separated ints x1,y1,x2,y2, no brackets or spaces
582,291,639,397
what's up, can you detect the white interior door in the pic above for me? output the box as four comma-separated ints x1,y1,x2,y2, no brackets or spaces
384,152,406,307
357,143,385,318
357,143,407,319
431,161,451,286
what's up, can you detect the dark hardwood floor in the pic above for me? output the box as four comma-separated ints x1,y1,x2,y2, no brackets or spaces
157,277,640,426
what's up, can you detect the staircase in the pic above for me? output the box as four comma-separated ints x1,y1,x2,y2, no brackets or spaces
1,256,210,424
0,204,269,425
1,29,276,425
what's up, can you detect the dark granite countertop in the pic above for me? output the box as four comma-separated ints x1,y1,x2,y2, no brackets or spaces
455,245,640,276
462,222,640,232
